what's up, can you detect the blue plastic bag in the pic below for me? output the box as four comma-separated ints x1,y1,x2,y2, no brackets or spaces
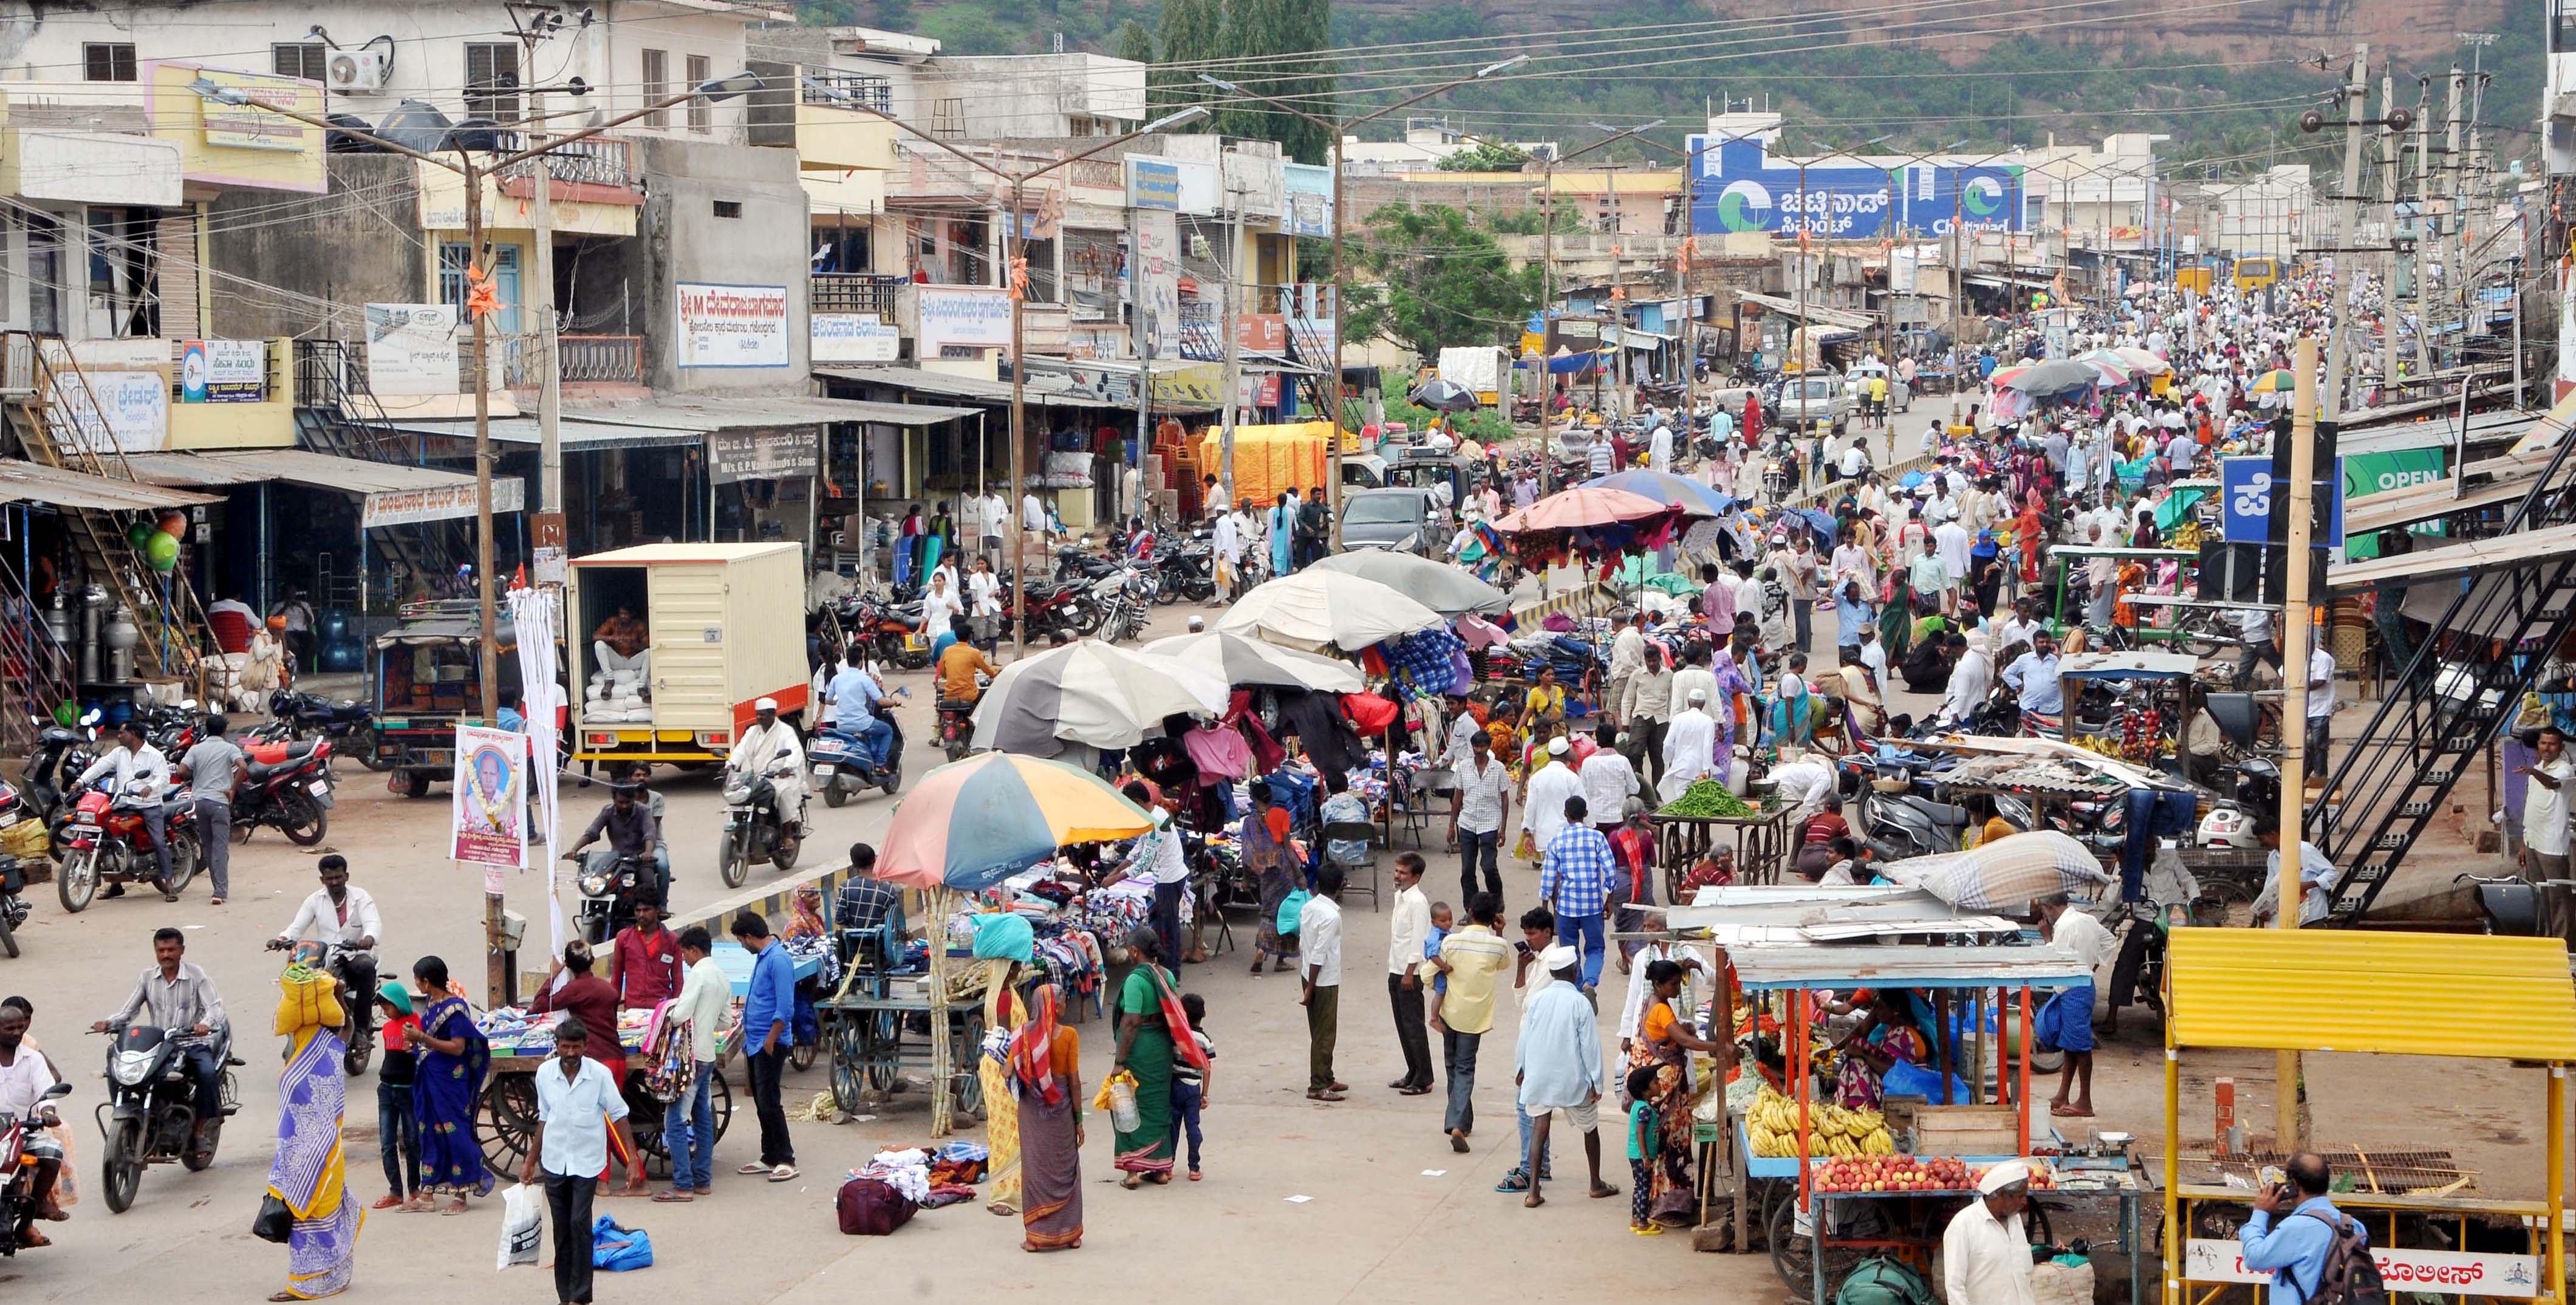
592,1216,653,1272
1881,1059,1975,1107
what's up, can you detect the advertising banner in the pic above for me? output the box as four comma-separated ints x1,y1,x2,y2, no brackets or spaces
1133,210,1182,360
810,313,899,363
181,339,265,403
363,478,524,529
914,286,1014,355
47,369,169,453
676,282,790,368
1282,163,1333,237
1126,157,1181,211
707,429,821,484
2185,1241,2540,1298
449,723,528,871
1687,136,2027,240
364,304,460,396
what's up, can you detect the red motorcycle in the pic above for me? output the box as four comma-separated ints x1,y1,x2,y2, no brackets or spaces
937,698,975,762
56,787,200,912
0,1077,70,1255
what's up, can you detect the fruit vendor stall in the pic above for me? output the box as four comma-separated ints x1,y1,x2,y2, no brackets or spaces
1719,936,2153,1304
2162,929,2576,1305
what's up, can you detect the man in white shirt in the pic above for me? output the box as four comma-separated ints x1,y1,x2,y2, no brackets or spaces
1520,738,1584,861
75,721,173,892
1660,691,1720,801
1942,634,1995,725
726,697,808,837
2036,893,2115,1116
978,490,1008,565
1667,645,1720,721
1385,854,1435,1094
1932,517,1974,611
1116,787,1193,967
1943,1160,2040,1305
2254,815,2342,927
1839,436,1868,482
1648,420,1673,474
1579,723,1639,832
2303,642,2336,779
2233,605,2281,687
1605,612,1646,726
519,1015,638,1305
1211,507,1245,599
2523,727,2575,944
660,925,729,1197
1450,730,1512,903
1299,868,1348,1101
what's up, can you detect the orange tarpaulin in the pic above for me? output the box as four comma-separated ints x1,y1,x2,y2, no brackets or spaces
1197,421,1331,510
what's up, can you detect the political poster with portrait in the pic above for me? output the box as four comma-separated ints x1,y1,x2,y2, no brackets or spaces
450,723,528,871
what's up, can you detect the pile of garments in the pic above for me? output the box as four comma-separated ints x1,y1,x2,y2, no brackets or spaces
851,1148,937,1204
1030,924,1103,1003
1082,875,1194,938
474,1006,656,1060
584,659,651,724
781,931,841,988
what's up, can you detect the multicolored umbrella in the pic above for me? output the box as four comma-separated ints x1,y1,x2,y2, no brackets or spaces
2110,346,2171,375
1583,469,1732,518
877,752,1155,892
2246,368,2297,394
1998,358,2102,395
1491,484,1672,533
2075,349,2134,385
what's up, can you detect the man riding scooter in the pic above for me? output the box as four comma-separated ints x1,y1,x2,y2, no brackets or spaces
822,657,897,775
564,779,667,905
264,855,381,1046
728,699,808,838
74,722,173,899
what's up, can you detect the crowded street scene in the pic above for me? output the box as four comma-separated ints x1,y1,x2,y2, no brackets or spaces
4,2,2576,1303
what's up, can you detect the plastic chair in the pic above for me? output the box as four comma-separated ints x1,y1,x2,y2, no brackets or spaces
1322,820,1382,911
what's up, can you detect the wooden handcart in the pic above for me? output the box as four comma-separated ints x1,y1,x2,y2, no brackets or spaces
815,988,987,1123
476,1038,736,1181
1654,803,1795,902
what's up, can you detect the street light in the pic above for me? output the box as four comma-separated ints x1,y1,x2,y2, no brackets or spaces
1198,53,1528,545
806,86,1208,652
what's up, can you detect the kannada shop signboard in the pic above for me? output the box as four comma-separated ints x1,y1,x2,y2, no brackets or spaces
361,478,526,530
1126,157,1181,211
1687,135,2027,239
810,313,899,363
364,304,460,396
49,369,169,453
2185,1241,2540,1298
707,429,821,485
677,282,790,368
180,339,265,403
1282,163,1333,238
913,286,1014,357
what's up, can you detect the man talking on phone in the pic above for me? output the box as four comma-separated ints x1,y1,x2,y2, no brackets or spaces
2239,1153,2363,1305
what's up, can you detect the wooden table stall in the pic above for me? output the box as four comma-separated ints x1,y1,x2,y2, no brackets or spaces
1653,803,1797,900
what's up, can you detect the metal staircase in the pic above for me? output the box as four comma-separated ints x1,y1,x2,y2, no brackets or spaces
2309,422,2576,922
292,340,466,592
1,331,214,696
0,550,74,767
1283,315,1341,425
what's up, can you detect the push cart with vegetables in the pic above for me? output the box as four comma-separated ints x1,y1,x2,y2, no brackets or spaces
2162,929,2576,1305
1653,779,1795,898
1719,935,2151,1304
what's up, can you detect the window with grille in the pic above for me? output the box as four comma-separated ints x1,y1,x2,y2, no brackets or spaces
931,97,966,140
465,43,521,122
686,55,711,132
272,43,327,81
641,49,669,128
83,43,137,82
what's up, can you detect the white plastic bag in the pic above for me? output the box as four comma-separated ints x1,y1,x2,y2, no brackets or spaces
497,1182,543,1270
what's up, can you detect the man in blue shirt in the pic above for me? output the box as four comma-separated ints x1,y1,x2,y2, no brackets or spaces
2001,630,2065,735
731,909,799,1182
2240,1153,2362,1305
825,657,895,766
1538,796,1616,994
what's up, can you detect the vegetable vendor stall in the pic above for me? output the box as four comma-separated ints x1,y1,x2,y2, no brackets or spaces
1652,778,1797,896
2162,928,2576,1305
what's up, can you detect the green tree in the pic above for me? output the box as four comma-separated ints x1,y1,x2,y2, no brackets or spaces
1154,0,1224,115
1344,204,1538,361
1115,19,1155,70
1267,0,1334,166
1437,140,1532,173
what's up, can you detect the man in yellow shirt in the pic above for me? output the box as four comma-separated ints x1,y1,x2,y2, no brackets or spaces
1424,892,1513,1155
936,640,999,705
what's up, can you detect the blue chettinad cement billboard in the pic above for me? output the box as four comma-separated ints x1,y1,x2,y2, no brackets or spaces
1687,135,2031,240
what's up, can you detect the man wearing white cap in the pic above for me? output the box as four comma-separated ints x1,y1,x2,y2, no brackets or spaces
1520,738,1584,861
1512,943,1614,1208
1941,1159,2038,1305
725,698,809,839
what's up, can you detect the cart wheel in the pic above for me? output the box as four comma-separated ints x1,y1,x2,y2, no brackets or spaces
477,1073,541,1177
861,1011,902,1091
950,1008,987,1122
791,1038,818,1073
709,1069,734,1141
828,1018,870,1112
1769,1195,1868,1293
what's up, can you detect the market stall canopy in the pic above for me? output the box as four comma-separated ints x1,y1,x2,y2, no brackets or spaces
877,752,1156,892
1307,549,1510,617
1874,830,2117,913
1583,469,1732,518
814,364,1124,410
1492,484,1673,532
2166,929,2576,1061
1138,630,1364,693
1728,941,2092,992
969,639,1229,755
2057,651,2202,680
0,459,217,512
1734,291,1875,332
124,448,525,526
1215,568,1444,652
2328,522,2576,594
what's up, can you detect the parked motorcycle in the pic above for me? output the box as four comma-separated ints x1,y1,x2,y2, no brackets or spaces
95,1022,238,1213
716,747,804,889
0,1079,72,1253
268,690,381,770
810,714,904,808
232,737,334,846
1156,539,1216,605
835,592,933,671
0,856,26,958
10,725,90,861
1014,577,1095,641
56,786,202,912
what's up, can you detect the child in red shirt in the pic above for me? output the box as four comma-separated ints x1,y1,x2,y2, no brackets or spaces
375,983,426,1210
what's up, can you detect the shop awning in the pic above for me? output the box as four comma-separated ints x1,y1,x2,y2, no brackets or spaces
384,416,708,452
570,394,982,431
0,459,219,511
2167,929,2576,1060
1729,942,2090,992
120,448,525,529
1734,292,1874,331
815,365,1126,409
2327,521,2576,592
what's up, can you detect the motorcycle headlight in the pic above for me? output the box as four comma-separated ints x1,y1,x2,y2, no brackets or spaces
722,780,754,804
110,1051,153,1087
577,869,612,897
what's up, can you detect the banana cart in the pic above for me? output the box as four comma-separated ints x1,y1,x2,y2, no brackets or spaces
1720,934,2152,1304
2162,930,2576,1305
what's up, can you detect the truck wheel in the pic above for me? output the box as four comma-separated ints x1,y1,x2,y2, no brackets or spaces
400,771,433,799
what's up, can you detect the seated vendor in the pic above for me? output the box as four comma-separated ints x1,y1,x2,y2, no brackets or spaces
1834,990,1930,1109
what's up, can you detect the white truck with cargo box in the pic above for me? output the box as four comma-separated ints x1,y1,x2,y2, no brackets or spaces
567,543,809,768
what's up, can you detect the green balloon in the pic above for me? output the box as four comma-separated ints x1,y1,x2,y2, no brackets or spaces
52,701,73,727
145,531,179,572
127,521,154,548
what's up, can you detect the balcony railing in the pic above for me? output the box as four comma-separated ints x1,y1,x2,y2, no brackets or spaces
804,72,893,114
501,335,646,388
813,273,906,317
487,132,643,195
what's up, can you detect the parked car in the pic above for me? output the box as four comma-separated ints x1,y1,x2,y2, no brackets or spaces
1769,371,1856,434
1338,487,1446,556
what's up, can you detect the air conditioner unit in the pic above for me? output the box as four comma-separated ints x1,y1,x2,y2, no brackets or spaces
325,48,386,94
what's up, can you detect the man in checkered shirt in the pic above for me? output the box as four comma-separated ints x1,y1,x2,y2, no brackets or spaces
1537,795,1616,993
